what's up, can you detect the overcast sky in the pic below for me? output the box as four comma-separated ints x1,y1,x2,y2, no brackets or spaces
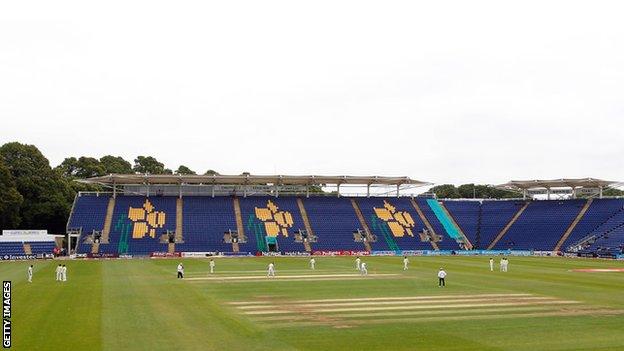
1,1,623,186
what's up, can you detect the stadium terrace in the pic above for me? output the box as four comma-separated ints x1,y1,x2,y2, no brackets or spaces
0,175,594,260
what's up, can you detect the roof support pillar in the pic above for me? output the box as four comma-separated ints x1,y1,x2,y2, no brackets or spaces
146,184,150,197
546,188,551,200
211,186,215,198
337,184,341,197
599,186,603,199
112,182,117,199
396,184,400,198
522,189,527,200
179,184,182,199
275,184,279,198
306,185,310,198
366,184,370,197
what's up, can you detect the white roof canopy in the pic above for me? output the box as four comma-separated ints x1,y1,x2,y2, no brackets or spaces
497,178,619,191
79,174,432,187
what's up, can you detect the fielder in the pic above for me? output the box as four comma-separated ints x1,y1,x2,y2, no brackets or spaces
309,257,316,270
403,256,409,270
499,257,505,272
55,264,62,281
360,262,368,276
489,257,494,271
177,262,184,279
61,265,67,282
438,268,447,287
267,262,276,277
27,265,33,283
209,259,215,274
355,256,361,271
502,257,509,272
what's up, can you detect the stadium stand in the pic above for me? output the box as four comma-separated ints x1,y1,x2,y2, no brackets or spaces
357,197,431,251
491,200,587,250
95,196,173,255
414,198,463,250
575,209,624,257
238,196,308,253
560,199,624,249
178,196,236,253
58,193,624,257
0,232,57,257
68,194,111,249
304,197,363,252
0,242,27,255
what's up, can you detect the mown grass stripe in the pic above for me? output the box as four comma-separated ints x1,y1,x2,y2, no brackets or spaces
228,293,533,305
250,305,568,322
236,296,559,310
262,309,624,328
242,299,580,315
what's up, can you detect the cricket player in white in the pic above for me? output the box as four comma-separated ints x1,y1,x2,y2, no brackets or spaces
438,268,447,287
489,258,494,271
61,265,67,282
267,262,276,277
403,256,409,270
360,262,368,276
209,259,215,274
28,265,33,283
502,258,509,272
355,256,361,271
177,263,184,279
309,257,316,270
55,264,62,281
499,257,504,272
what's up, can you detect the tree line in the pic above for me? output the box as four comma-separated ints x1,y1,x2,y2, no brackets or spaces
0,142,219,233
430,184,520,199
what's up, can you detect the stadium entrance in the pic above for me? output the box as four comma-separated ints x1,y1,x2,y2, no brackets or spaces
265,236,279,252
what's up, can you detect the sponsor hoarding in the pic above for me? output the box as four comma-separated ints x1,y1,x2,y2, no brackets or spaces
87,253,120,259
181,252,217,258
150,252,181,258
0,254,37,261
312,250,370,256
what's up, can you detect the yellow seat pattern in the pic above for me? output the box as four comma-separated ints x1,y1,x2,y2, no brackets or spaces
255,208,273,221
128,207,146,222
373,200,415,237
128,199,166,239
132,222,148,239
254,200,294,237
374,207,394,221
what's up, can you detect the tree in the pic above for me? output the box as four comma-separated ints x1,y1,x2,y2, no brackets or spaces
602,187,624,197
100,155,132,174
0,159,23,229
56,156,105,178
457,184,477,198
204,169,220,176
175,165,196,175
308,185,325,193
433,183,519,199
431,184,460,198
0,142,74,233
133,156,167,174
55,157,79,178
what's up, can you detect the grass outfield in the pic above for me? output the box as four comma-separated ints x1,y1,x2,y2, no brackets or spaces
3,256,624,351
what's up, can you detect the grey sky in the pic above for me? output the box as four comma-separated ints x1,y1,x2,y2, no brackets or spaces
1,1,623,185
